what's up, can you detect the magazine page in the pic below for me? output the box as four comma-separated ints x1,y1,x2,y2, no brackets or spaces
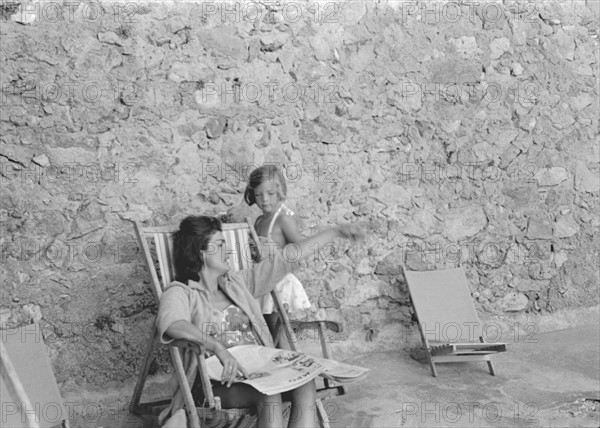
311,355,370,383
205,345,369,395
205,345,326,395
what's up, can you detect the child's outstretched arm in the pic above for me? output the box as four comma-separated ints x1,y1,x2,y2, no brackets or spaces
241,223,364,296
280,224,364,262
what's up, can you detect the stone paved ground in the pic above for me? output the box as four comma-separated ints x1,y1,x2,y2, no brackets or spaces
329,323,599,428
89,322,599,428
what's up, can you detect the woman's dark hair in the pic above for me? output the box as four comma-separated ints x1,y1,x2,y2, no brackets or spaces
173,215,222,283
244,165,287,206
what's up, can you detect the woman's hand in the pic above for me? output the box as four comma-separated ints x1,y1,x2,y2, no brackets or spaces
214,344,249,388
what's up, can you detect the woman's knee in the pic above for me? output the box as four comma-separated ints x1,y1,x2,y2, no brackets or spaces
291,380,316,403
259,392,283,406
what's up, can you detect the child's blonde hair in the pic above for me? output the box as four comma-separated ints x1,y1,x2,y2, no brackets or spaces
244,165,287,206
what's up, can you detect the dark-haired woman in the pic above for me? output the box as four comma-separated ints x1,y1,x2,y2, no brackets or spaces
156,215,363,428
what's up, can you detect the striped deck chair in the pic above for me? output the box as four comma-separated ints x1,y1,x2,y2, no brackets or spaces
128,223,237,428
129,220,343,427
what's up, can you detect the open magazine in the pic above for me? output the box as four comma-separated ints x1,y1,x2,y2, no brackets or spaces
205,345,369,395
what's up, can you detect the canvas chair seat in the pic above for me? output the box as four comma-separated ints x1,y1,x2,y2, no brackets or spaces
403,266,507,377
129,219,345,427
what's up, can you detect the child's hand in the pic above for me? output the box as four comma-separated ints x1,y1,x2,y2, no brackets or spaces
336,224,365,240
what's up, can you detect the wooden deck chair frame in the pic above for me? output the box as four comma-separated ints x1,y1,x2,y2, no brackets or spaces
129,219,344,427
402,266,506,377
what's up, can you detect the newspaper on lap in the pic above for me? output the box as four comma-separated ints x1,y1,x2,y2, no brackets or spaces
205,345,369,395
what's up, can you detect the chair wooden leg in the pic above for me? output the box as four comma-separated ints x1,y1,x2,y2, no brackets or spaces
171,347,201,428
129,327,159,414
428,357,438,377
480,336,496,376
315,399,330,428
317,322,338,390
415,322,437,377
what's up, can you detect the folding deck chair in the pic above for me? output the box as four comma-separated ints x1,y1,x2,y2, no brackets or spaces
403,267,507,377
1,323,70,428
129,219,344,427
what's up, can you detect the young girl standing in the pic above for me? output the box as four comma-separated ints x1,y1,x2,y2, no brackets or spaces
244,165,311,343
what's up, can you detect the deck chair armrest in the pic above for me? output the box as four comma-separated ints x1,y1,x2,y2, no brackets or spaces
289,320,343,333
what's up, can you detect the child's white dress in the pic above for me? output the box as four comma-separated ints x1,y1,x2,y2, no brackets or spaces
257,203,311,315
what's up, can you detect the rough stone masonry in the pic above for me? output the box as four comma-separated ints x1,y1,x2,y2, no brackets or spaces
0,0,598,388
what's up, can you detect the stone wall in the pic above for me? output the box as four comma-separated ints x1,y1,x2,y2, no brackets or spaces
1,0,598,388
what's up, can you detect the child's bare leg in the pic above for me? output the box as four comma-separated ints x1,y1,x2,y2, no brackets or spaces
277,328,294,351
265,312,295,350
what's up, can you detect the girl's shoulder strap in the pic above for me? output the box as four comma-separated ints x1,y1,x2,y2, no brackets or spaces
266,202,295,239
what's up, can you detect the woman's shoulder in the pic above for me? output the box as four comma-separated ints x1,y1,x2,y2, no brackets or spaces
165,280,188,290
160,281,188,298
163,280,208,298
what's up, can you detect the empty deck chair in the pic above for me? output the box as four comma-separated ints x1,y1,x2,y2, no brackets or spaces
403,266,507,377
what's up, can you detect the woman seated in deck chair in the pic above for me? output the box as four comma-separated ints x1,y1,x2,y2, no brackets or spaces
156,215,363,428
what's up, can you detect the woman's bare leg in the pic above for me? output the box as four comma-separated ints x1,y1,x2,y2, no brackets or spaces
211,383,284,428
257,392,284,428
287,380,317,428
